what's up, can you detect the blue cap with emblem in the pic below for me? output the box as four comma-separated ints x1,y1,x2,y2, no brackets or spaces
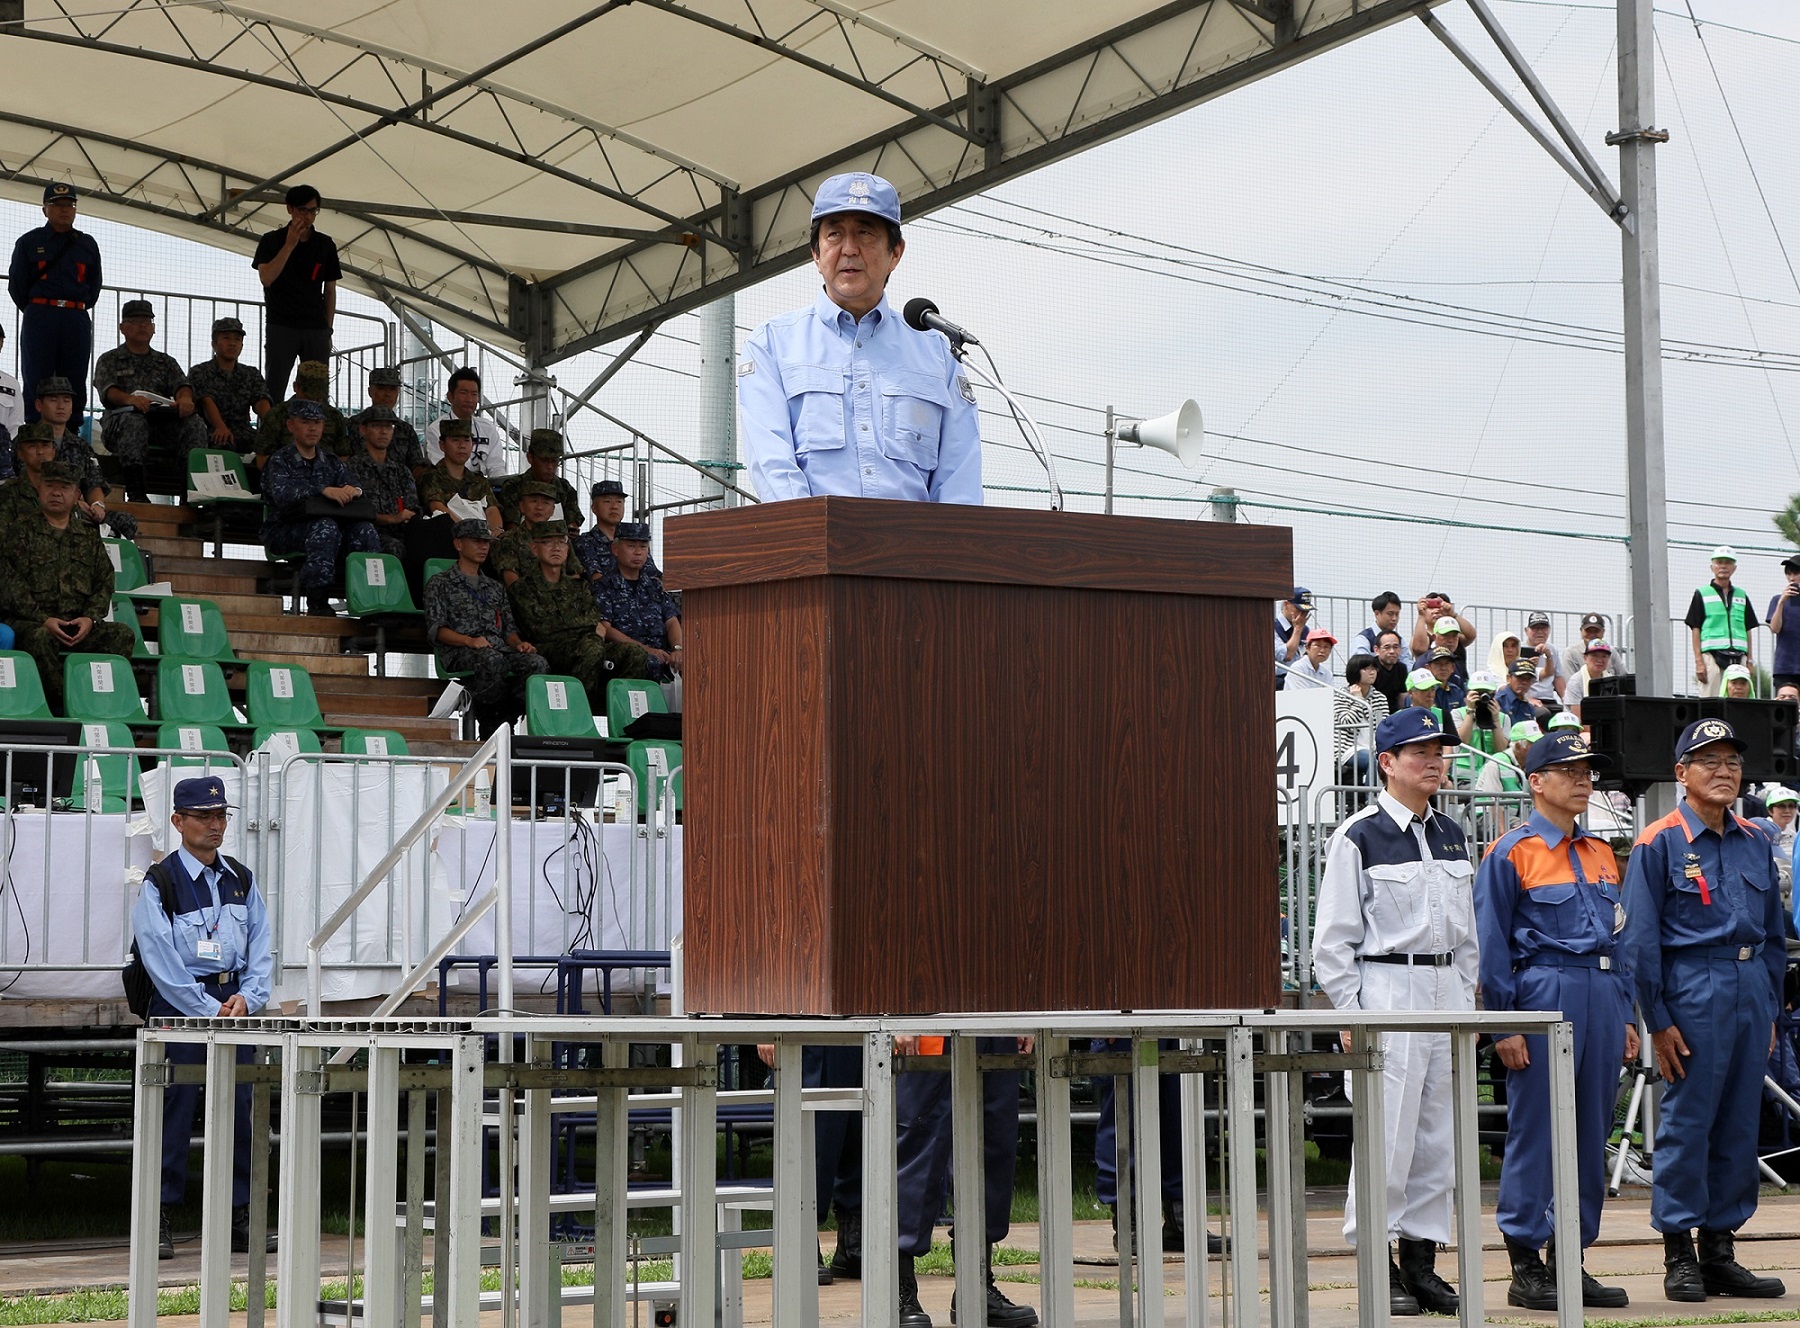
1675,717,1747,763
288,397,324,421
1375,707,1452,755
43,182,77,205
1523,731,1613,776
173,776,232,811
811,172,901,225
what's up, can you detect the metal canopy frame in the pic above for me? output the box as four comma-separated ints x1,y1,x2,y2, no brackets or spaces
0,0,1444,364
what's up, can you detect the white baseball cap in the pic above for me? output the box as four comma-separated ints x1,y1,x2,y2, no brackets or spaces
1711,545,1739,563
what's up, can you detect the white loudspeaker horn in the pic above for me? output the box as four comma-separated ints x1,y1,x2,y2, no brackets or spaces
1116,399,1203,468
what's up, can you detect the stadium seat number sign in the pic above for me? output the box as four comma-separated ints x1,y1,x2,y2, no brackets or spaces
83,724,106,748
367,560,387,587
90,662,113,693
628,690,651,719
271,670,294,699
0,658,16,689
179,728,204,751
180,604,203,635
365,735,388,755
546,681,570,710
105,544,121,573
1273,688,1332,827
182,665,206,695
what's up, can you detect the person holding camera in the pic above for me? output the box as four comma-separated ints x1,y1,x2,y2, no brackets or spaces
1409,592,1476,677
1767,555,1800,695
1452,672,1511,784
1275,585,1314,689
1687,547,1758,693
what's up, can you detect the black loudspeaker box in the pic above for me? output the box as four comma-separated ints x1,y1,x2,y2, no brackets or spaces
1582,695,1798,788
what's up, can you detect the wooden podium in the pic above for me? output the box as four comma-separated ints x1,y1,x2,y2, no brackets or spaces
663,498,1292,1016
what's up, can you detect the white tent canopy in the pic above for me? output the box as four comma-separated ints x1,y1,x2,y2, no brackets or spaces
0,0,1435,362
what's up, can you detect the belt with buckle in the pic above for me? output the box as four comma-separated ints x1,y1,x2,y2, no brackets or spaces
1362,952,1454,967
200,970,239,987
29,297,86,309
1683,943,1759,962
1519,952,1613,971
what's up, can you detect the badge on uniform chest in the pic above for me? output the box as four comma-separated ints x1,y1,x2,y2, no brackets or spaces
196,939,222,961
1684,855,1712,905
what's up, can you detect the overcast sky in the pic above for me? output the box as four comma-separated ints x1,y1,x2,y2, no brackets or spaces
7,0,1797,642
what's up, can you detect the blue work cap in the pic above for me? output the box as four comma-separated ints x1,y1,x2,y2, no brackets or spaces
1523,731,1612,776
288,398,324,422
1675,718,1746,763
1375,708,1452,755
173,776,231,811
811,172,901,226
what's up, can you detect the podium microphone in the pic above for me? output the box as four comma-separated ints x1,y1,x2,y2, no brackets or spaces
903,297,981,349
904,293,1063,511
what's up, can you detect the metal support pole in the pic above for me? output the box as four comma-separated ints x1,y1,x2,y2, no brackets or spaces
1178,1045,1209,1328
1262,1033,1296,1328
697,295,738,504
517,1034,554,1328
1349,1026,1391,1327
127,1034,167,1328
198,1038,237,1328
1132,1037,1167,1328
277,1039,324,1328
1450,1031,1485,1328
1617,0,1674,817
1547,1022,1583,1328
677,1034,718,1328
1104,406,1116,515
444,1035,487,1328
949,1036,986,1328
363,1044,403,1328
1224,1028,1259,1328
404,1089,428,1328
861,1032,899,1328
772,1038,814,1328
1035,1035,1076,1328
247,1054,272,1328
1114,1064,1136,1328
591,1039,629,1328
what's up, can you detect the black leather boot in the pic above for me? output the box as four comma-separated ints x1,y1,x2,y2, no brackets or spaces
829,1206,862,1279
1388,1251,1420,1316
159,1206,174,1260
947,1246,1038,1327
1698,1228,1785,1298
230,1205,276,1254
1664,1230,1706,1303
1396,1236,1458,1315
1161,1198,1226,1255
817,1241,833,1286
1504,1235,1556,1310
898,1253,932,1328
1547,1233,1626,1308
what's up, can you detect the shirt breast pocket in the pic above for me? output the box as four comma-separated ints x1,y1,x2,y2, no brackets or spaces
785,366,848,454
1366,862,1425,935
1521,881,1584,936
1670,867,1710,929
878,371,951,469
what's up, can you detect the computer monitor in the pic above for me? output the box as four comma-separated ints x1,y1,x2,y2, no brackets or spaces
0,721,82,808
510,736,615,813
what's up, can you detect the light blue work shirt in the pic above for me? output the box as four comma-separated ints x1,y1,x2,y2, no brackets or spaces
131,845,273,1017
738,289,982,504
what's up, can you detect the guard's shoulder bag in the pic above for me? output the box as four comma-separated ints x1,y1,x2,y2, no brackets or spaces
121,859,179,1019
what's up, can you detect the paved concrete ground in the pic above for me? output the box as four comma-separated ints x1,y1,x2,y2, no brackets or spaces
12,1190,1800,1324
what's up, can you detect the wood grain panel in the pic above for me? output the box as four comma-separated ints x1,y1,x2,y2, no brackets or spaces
665,498,1294,600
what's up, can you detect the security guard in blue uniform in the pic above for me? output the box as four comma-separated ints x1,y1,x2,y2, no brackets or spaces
7,182,102,424
131,777,275,1260
1476,731,1637,1310
1623,718,1786,1302
737,172,982,506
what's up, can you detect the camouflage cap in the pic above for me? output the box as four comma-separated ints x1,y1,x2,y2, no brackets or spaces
288,398,325,422
436,418,473,441
528,519,570,541
120,298,154,320
590,479,626,499
368,366,402,387
519,479,561,501
295,359,330,384
613,521,652,542
34,376,73,399
359,405,399,426
14,421,55,445
451,518,493,541
211,316,245,336
38,460,80,485
526,429,565,459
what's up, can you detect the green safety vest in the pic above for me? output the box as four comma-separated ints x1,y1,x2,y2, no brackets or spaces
1698,583,1751,654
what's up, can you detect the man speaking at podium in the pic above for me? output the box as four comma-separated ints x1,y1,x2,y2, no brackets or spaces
737,172,982,505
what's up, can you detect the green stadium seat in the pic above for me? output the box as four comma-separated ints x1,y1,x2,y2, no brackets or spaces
108,594,154,661
184,450,260,556
155,722,233,770
157,597,239,664
63,653,146,723
340,728,409,756
423,558,457,585
605,679,666,740
345,554,425,675
252,727,323,759
0,652,53,720
156,658,240,727
625,739,682,816
71,719,139,811
244,661,324,730
102,537,151,594
524,674,598,738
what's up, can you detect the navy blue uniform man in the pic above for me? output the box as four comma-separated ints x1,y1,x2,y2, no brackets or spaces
1089,1041,1224,1256
130,777,276,1260
8,182,101,424
1476,731,1638,1310
261,397,379,615
1624,718,1788,1302
737,172,981,505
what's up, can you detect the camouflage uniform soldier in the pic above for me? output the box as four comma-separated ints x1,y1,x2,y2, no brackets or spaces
507,519,648,708
495,429,582,529
33,381,139,540
0,423,59,525
425,519,547,733
353,366,426,472
346,405,421,558
261,398,378,615
93,298,206,496
595,521,682,681
189,316,272,454
418,419,499,528
571,478,657,583
0,460,134,706
490,482,584,586
255,360,351,465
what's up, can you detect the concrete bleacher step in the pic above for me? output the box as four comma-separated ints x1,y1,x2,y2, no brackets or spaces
322,712,465,745
157,569,262,597
240,650,371,678
314,689,436,718
112,500,196,536
138,591,286,621
152,552,281,583
135,533,206,561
